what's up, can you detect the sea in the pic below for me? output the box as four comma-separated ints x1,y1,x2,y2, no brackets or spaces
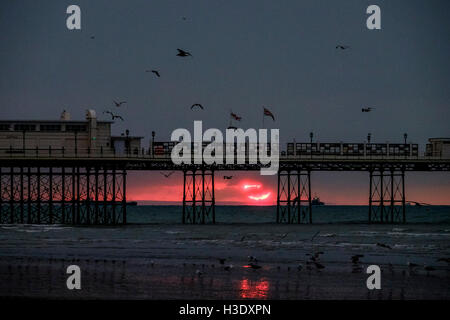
126,205,450,224
0,205,449,299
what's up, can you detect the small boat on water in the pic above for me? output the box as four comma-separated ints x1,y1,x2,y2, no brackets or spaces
311,196,324,206
126,201,138,206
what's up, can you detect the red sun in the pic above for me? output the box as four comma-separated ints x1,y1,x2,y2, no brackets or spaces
242,183,272,204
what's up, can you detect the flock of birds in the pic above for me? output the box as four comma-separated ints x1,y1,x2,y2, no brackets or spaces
100,46,197,122
176,233,449,277
189,248,448,277
95,35,373,129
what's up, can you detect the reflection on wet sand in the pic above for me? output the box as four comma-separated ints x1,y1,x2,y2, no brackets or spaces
0,223,449,299
0,256,448,299
239,278,269,299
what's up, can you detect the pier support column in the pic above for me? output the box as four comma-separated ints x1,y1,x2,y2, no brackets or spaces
369,168,406,223
182,168,215,224
0,168,3,223
0,165,127,225
277,169,312,223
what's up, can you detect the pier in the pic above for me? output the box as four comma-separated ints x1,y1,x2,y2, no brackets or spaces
0,142,448,225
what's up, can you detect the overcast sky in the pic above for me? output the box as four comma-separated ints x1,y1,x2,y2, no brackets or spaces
0,0,449,204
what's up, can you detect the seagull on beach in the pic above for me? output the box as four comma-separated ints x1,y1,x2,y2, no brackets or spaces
313,262,325,270
195,269,203,276
224,265,233,271
424,265,436,276
376,242,392,250
311,231,320,241
177,48,192,57
351,254,364,264
307,251,324,262
437,257,450,264
279,233,289,240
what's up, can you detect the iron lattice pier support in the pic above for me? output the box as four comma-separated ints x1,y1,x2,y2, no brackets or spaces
277,169,312,223
182,168,215,224
0,166,127,225
369,168,406,223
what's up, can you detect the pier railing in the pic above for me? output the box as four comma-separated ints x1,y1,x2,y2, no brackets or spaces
0,145,447,161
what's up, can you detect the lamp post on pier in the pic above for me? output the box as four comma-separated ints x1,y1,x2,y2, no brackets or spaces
125,129,130,155
22,129,26,152
151,131,155,157
74,130,78,155
404,133,408,158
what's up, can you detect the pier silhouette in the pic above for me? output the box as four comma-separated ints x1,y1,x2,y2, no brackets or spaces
0,140,448,225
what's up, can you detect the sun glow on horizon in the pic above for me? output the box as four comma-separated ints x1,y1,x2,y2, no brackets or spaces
243,184,261,190
248,192,271,201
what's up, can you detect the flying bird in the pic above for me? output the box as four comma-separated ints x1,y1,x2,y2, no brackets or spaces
223,176,233,180
362,107,374,112
160,171,174,178
191,103,204,110
113,100,127,107
103,111,124,121
263,107,275,121
146,70,160,77
336,45,350,50
230,112,242,121
177,48,192,57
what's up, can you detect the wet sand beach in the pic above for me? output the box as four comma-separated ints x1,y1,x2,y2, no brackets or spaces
0,223,449,299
